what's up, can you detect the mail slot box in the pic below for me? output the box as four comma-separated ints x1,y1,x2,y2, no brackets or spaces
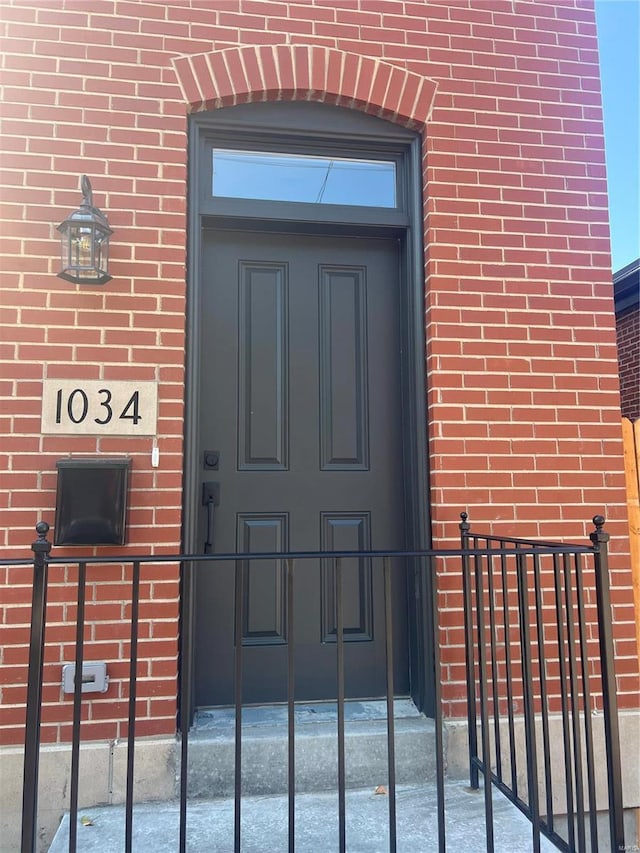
54,457,131,546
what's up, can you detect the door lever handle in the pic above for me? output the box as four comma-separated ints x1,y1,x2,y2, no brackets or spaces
202,482,220,554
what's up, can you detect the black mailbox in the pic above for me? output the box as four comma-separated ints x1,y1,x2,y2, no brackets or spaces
54,457,131,546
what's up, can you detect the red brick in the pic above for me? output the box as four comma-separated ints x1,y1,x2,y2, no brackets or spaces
0,0,634,748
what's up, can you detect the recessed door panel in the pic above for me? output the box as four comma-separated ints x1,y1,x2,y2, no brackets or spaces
238,262,289,470
237,513,288,646
320,512,373,643
319,266,369,470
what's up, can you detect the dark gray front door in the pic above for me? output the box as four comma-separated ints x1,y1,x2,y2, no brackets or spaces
195,229,408,707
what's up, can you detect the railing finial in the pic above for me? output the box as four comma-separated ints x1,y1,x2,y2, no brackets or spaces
590,515,609,548
32,521,51,559
35,520,49,538
459,512,470,533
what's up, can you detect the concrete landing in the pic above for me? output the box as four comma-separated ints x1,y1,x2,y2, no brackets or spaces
192,698,422,732
49,780,558,852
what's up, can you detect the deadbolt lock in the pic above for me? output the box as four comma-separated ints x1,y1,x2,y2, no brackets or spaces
204,450,219,470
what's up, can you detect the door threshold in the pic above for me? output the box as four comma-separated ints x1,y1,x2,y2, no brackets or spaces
193,697,421,733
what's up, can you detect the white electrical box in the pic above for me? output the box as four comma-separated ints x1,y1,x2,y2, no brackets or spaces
62,662,109,694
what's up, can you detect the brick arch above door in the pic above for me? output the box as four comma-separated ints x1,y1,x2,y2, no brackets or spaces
172,44,437,129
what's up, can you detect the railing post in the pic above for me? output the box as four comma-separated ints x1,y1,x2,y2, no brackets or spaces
516,547,541,853
589,515,625,853
21,521,51,853
178,560,192,853
460,512,479,789
430,553,446,853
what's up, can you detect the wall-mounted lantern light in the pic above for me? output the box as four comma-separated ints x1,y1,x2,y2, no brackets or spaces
57,175,113,285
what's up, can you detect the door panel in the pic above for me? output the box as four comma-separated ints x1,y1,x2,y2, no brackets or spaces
238,513,288,645
318,265,369,469
195,230,408,707
237,261,288,469
320,512,373,642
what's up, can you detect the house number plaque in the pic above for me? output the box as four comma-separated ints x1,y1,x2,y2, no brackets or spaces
41,379,158,436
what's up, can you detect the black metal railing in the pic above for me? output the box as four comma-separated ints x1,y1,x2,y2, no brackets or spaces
461,514,626,853
9,514,626,852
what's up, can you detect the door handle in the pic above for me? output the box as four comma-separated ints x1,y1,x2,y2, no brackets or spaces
202,482,220,554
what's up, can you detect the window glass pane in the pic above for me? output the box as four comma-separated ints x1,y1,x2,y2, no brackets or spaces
212,150,397,207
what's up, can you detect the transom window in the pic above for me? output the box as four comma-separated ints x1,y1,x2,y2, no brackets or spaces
212,149,397,208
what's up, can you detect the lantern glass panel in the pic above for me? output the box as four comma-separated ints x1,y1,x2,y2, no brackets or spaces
95,227,110,273
70,224,96,270
60,227,70,271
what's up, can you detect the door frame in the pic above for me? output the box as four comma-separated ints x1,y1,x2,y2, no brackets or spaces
181,101,434,724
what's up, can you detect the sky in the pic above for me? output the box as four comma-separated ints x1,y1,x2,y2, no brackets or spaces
594,0,640,271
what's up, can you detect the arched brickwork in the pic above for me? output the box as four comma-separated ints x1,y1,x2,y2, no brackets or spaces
172,44,437,129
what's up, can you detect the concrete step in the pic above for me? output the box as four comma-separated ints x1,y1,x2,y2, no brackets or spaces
46,701,560,851
187,699,435,798
48,780,559,852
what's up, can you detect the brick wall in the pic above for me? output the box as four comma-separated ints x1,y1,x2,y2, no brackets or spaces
0,0,636,745
616,305,640,420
